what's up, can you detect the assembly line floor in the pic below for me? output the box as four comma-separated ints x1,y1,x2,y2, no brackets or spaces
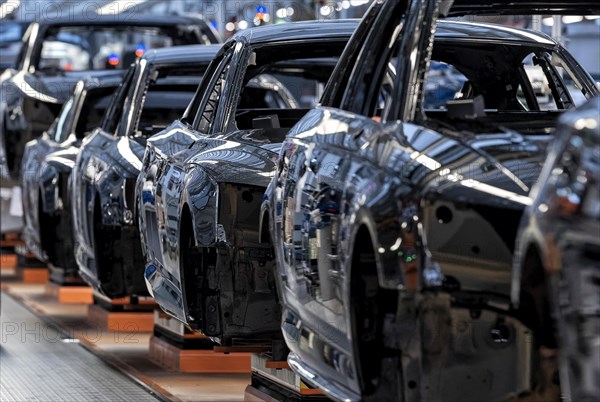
0,280,250,402
0,292,160,402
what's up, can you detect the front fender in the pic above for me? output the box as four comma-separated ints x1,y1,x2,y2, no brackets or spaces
511,209,556,308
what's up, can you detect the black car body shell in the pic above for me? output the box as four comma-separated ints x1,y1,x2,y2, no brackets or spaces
21,74,122,277
71,45,220,298
263,2,599,401
136,20,359,344
0,15,219,180
513,96,600,402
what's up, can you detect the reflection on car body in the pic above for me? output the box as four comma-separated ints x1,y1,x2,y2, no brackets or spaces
136,20,358,345
21,75,121,282
71,45,219,298
263,1,598,401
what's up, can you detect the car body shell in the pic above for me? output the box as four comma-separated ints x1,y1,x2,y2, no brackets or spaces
513,96,600,402
137,20,359,344
21,75,122,277
71,45,220,298
263,2,599,401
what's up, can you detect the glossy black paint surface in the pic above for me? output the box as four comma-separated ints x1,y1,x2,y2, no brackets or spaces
71,45,219,298
21,75,121,277
264,2,599,401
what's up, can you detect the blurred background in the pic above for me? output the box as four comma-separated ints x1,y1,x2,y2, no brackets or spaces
1,0,599,78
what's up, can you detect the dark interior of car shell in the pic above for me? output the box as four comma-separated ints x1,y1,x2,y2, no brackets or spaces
418,41,585,134
73,88,115,140
233,48,343,142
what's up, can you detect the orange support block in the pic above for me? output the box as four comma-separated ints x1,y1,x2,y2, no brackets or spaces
149,335,251,373
265,360,289,369
21,268,49,284
87,303,154,332
46,282,94,304
0,254,18,270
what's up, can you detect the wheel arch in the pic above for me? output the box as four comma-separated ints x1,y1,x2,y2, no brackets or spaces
347,208,399,396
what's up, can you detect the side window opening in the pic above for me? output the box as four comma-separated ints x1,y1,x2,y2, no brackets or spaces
193,52,233,134
550,54,588,107
232,54,341,141
100,66,135,133
195,42,344,142
376,38,590,133
74,90,114,140
135,84,197,137
130,66,200,138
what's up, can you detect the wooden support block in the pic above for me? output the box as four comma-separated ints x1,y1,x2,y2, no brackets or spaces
110,296,132,304
87,303,154,332
265,360,289,369
297,387,323,396
0,254,18,270
21,267,49,284
149,335,251,373
93,290,157,311
46,282,94,304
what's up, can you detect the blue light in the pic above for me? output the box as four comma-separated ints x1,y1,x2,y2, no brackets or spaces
108,53,119,66
135,43,146,57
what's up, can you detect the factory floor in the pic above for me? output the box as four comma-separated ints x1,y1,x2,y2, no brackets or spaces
0,281,250,402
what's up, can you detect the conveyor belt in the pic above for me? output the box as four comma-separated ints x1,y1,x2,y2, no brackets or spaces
0,292,159,402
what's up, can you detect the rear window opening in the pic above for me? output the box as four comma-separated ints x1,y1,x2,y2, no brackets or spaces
136,87,198,137
119,61,206,139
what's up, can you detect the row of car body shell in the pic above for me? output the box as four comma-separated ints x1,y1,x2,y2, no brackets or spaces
21,73,123,279
1,14,219,181
17,2,600,401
